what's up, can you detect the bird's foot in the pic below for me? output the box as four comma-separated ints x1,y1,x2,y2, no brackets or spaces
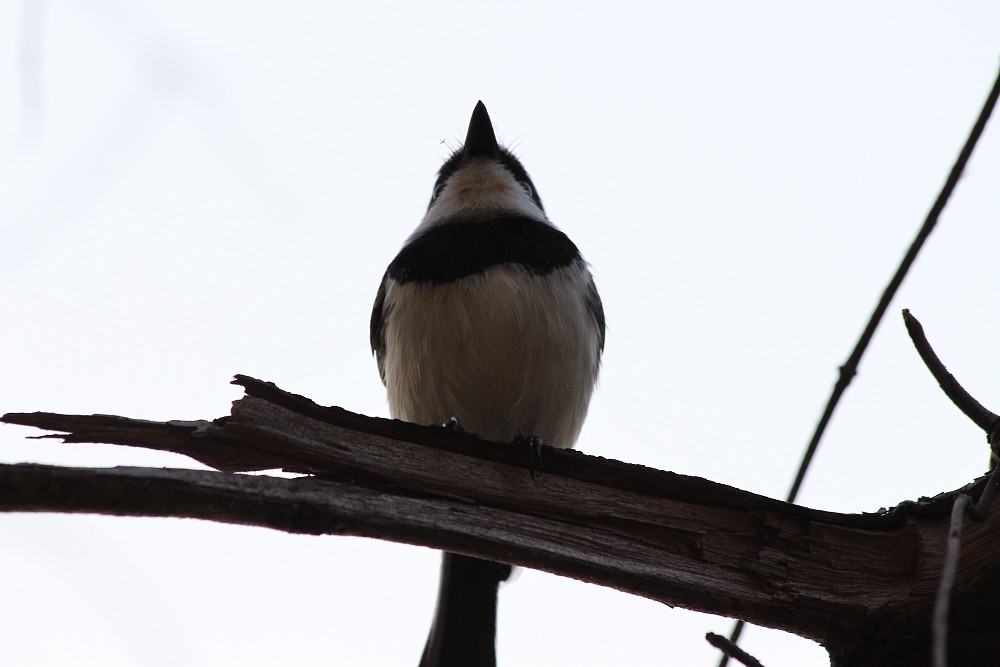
442,416,465,433
513,432,545,479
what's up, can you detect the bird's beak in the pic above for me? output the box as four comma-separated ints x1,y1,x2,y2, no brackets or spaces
463,101,499,160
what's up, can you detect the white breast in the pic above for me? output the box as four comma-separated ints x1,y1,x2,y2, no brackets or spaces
381,263,600,448
414,161,546,236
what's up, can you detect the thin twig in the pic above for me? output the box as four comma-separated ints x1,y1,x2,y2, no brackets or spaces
903,309,1000,511
716,623,745,667
788,61,1000,503
932,469,1000,667
905,311,1000,664
718,62,1000,667
706,632,765,667
902,310,1000,432
933,494,971,667
970,465,1000,521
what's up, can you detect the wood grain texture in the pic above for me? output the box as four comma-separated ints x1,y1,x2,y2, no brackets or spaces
4,376,999,666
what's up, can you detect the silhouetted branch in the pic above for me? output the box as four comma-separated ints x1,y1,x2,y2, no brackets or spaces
900,309,1000,666
929,463,1000,667
706,632,765,667
902,309,1000,434
933,494,971,667
5,376,1000,666
788,61,1000,507
721,61,1000,667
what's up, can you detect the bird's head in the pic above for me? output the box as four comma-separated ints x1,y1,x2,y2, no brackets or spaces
421,102,546,228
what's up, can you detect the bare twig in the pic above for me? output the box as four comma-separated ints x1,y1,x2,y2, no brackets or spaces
902,309,1000,664
706,632,765,667
970,464,1000,521
902,309,1000,433
719,62,1000,667
788,61,1000,502
717,623,745,667
905,307,1000,472
903,309,1000,498
933,494,971,667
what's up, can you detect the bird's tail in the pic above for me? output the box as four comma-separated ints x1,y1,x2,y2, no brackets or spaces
419,552,512,667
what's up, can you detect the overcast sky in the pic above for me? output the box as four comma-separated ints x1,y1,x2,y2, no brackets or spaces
2,2,999,665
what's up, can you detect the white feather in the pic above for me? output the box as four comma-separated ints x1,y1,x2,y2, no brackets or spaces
381,262,600,448
413,161,546,238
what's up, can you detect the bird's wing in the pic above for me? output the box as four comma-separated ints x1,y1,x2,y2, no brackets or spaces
370,271,390,384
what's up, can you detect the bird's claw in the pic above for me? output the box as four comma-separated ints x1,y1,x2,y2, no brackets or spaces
513,432,545,479
442,417,465,433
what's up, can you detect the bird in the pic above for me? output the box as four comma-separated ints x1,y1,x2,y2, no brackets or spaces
370,101,605,667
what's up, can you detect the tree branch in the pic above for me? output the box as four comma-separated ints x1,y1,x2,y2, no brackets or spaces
786,60,1000,503
719,60,1000,667
706,633,766,667
902,309,1000,436
4,376,1000,665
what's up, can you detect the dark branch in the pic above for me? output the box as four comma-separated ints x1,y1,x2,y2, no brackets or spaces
902,309,1000,434
933,494,972,667
902,310,1000,665
787,61,1000,502
706,632,766,667
5,376,1000,666
721,62,1000,667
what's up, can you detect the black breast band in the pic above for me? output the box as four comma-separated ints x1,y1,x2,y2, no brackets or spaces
387,216,582,284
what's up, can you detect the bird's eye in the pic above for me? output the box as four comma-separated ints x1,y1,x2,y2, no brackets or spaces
520,181,535,199
432,182,447,201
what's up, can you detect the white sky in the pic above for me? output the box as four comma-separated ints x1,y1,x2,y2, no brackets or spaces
1,2,999,665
